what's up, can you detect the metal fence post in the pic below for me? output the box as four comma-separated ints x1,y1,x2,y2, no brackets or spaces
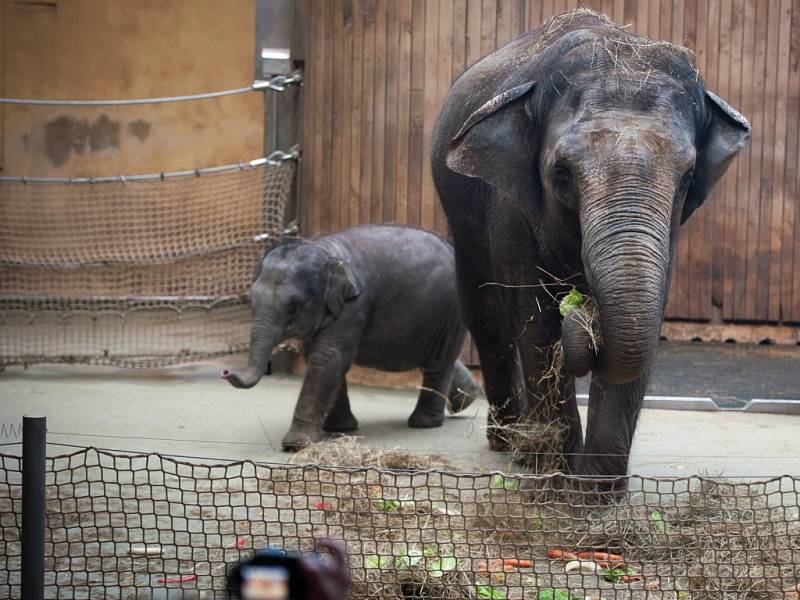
22,415,46,600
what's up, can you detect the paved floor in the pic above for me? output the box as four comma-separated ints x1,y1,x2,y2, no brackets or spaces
618,341,800,406
1,342,799,478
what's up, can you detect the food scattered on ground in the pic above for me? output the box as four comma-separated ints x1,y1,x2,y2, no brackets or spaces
564,560,598,574
547,549,578,561
157,574,197,584
286,437,797,599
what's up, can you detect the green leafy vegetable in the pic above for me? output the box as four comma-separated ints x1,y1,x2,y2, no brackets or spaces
491,474,519,491
393,545,424,570
365,554,393,569
600,566,639,583
379,499,401,512
537,590,583,600
650,509,670,533
426,555,457,577
476,585,507,599
559,287,585,316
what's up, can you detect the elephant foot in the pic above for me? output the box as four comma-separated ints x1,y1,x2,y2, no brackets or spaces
447,389,476,414
323,411,359,433
447,361,482,414
574,474,629,505
407,408,444,429
281,426,325,452
485,404,517,452
573,454,630,503
486,426,512,452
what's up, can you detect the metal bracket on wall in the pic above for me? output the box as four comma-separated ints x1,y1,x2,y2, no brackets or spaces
252,70,302,92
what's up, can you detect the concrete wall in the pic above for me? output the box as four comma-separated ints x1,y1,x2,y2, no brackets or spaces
1,0,263,176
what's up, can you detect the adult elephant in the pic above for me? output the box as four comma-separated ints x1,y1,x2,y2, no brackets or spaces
431,10,750,485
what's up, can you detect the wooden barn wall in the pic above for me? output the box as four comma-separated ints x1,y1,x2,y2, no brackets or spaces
299,0,800,326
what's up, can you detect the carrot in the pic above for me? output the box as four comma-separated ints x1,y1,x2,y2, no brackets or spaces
547,549,578,561
577,551,624,563
621,574,645,584
645,578,661,591
478,559,513,573
157,574,197,584
503,559,533,568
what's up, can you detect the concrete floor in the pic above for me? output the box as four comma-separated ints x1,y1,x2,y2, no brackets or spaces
2,349,799,478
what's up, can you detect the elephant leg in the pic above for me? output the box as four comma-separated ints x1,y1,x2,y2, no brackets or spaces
505,282,584,471
514,333,583,472
472,346,517,450
282,343,352,451
323,376,359,432
578,370,649,496
455,252,518,450
446,360,481,414
408,366,452,428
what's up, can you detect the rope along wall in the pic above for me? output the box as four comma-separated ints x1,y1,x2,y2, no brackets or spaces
0,447,798,599
0,157,296,368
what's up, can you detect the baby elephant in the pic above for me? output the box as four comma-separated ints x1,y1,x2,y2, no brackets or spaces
222,224,482,450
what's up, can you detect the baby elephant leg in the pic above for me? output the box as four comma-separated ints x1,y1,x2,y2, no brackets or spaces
282,344,350,451
408,368,451,428
323,376,359,433
447,360,482,414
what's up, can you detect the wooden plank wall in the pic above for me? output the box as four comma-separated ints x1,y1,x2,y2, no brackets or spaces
299,0,800,325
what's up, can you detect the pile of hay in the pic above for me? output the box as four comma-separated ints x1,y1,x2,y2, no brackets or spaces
287,439,799,599
571,479,800,599
488,412,569,474
289,435,457,471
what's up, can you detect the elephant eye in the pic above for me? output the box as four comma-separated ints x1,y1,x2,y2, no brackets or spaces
677,169,694,198
551,165,575,192
287,299,301,316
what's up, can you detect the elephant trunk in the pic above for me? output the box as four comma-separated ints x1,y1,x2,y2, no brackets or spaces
561,310,596,377
221,322,281,389
581,180,673,385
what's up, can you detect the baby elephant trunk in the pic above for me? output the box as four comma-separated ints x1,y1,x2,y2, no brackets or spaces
560,306,598,378
221,324,280,389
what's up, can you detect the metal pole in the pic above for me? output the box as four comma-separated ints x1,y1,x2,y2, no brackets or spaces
22,416,46,600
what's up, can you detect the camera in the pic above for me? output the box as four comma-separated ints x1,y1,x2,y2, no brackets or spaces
226,539,350,600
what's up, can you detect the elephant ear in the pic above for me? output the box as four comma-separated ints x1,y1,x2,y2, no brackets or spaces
683,90,751,223
324,257,362,318
446,81,537,199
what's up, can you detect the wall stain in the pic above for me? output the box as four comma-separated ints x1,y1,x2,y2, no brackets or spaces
127,119,151,142
89,114,120,152
44,114,120,167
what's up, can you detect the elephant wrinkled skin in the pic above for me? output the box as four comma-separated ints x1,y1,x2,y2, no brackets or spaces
431,10,750,488
222,225,482,451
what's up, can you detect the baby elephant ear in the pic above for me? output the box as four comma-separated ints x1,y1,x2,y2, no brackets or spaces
324,258,362,318
446,81,536,200
683,90,751,223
